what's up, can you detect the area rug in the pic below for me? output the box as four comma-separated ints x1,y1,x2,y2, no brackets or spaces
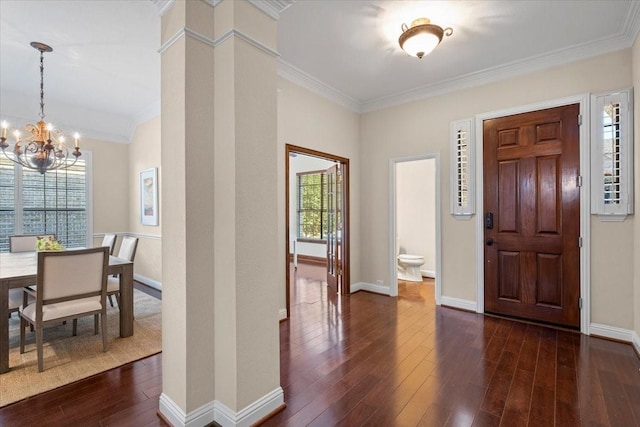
0,289,161,407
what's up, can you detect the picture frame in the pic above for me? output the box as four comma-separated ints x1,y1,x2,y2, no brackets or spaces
140,167,159,226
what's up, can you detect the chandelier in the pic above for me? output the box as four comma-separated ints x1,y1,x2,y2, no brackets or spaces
399,18,453,59
0,42,81,175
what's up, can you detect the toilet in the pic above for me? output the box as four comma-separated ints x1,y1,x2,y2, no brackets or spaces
397,254,425,282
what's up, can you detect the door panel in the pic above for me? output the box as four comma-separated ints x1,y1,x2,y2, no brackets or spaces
484,104,580,328
326,164,341,293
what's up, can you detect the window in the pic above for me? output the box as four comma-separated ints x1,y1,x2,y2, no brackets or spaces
0,155,91,252
450,118,475,218
296,171,327,240
591,88,634,220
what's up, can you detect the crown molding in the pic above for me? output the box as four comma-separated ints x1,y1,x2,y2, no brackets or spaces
151,0,174,16
248,0,294,20
622,0,640,42
277,59,361,113
361,31,635,113
280,1,640,114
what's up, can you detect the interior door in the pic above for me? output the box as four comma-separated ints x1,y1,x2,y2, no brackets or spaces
325,164,342,294
483,104,581,328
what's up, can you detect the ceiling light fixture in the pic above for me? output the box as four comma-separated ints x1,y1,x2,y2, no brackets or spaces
399,18,453,59
0,42,81,175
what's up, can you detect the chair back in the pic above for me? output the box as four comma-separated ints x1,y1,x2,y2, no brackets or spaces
101,233,117,255
10,234,55,253
117,236,139,262
37,247,109,304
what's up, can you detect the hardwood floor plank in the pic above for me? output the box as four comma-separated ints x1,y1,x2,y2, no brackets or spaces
500,368,534,426
598,369,637,427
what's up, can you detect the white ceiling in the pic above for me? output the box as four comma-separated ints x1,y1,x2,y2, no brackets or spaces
1,0,639,143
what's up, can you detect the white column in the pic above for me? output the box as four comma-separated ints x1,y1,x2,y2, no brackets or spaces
159,1,283,425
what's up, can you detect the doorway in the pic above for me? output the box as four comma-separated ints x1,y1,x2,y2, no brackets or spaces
285,144,350,319
390,154,441,304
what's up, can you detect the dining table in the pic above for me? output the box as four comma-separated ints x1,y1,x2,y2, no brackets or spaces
0,251,135,374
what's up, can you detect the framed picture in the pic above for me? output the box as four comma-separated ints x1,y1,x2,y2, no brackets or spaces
140,167,159,226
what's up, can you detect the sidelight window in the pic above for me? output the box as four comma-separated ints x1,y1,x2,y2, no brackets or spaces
450,118,475,218
591,88,633,220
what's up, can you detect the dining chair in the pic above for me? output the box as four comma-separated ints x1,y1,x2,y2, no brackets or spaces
19,246,110,372
8,235,51,318
8,289,22,318
101,233,117,255
107,236,138,308
9,234,55,253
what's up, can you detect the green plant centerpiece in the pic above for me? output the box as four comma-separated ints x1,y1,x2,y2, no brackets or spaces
36,236,65,251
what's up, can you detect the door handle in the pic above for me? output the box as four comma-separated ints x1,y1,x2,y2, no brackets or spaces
486,238,496,246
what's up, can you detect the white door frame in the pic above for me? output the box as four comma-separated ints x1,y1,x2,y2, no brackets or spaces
474,94,591,333
389,153,442,304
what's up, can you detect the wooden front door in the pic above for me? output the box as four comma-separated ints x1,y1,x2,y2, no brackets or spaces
325,163,342,294
483,104,581,328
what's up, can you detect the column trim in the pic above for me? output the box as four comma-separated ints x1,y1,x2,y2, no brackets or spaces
159,387,285,427
159,27,278,59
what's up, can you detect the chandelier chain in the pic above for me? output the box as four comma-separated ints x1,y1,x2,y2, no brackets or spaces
39,49,45,120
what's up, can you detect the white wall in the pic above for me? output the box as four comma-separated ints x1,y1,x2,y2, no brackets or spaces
360,49,636,330
288,153,335,259
396,158,436,276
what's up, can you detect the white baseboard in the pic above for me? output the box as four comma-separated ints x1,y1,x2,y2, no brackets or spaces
134,273,162,291
214,387,284,427
632,331,640,356
159,387,284,427
159,393,215,427
440,296,477,312
590,323,635,343
420,269,436,278
278,308,287,321
350,282,390,295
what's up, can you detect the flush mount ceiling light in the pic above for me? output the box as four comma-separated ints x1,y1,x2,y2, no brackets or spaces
399,18,453,59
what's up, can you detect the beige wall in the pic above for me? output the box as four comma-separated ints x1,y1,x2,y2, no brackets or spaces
89,117,162,286
128,116,162,284
361,49,636,329
277,77,362,303
87,137,129,243
633,35,640,345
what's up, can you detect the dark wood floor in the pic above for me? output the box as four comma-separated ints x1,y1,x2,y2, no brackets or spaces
264,264,640,426
0,282,166,427
1,269,639,426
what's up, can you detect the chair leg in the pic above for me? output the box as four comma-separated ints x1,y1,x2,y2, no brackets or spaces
94,314,99,335
19,317,26,354
115,294,120,308
36,326,44,372
72,318,78,336
108,294,114,307
101,312,108,352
